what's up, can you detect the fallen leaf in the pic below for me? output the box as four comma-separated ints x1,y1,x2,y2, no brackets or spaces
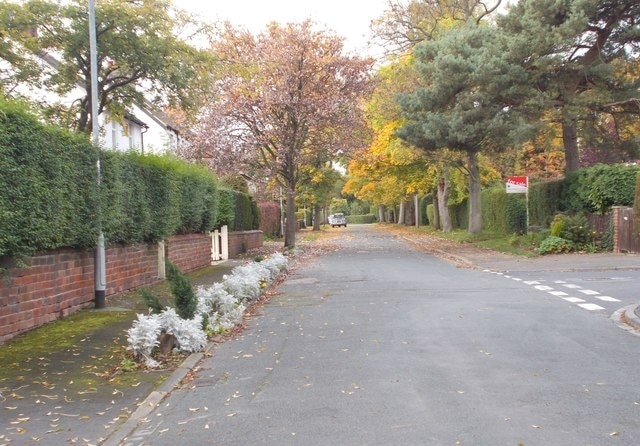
532,425,542,429
610,432,620,436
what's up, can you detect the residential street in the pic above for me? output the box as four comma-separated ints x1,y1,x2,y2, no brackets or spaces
118,225,640,446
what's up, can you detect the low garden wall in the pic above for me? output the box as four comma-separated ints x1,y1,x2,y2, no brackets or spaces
0,230,263,344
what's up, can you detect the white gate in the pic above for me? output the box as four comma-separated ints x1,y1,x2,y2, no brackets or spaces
212,225,229,262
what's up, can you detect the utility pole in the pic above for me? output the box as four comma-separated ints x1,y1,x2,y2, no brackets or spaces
89,0,106,308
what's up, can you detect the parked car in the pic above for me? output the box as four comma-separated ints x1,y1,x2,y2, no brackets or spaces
328,213,347,228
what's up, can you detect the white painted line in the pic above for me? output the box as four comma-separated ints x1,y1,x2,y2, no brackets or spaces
512,278,522,281
577,303,606,311
524,281,540,285
534,285,554,291
563,297,586,303
594,295,621,302
554,280,567,284
549,291,568,296
578,289,600,296
563,284,582,289
504,275,511,279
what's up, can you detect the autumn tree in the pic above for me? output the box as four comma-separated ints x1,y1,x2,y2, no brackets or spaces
372,0,502,54
0,0,213,131
397,22,536,234
344,119,435,223
192,21,372,248
498,0,640,172
297,163,342,231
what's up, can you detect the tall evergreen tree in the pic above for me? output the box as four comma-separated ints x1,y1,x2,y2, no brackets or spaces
499,0,640,172
397,22,535,233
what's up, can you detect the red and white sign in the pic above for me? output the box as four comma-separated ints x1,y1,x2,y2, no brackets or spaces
506,176,528,194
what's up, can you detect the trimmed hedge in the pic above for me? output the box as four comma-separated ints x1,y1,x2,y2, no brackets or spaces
100,153,221,243
346,214,378,224
481,186,527,234
0,99,99,258
215,187,260,232
529,179,564,227
0,99,259,259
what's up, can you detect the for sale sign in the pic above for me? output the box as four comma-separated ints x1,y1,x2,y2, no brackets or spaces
506,176,528,194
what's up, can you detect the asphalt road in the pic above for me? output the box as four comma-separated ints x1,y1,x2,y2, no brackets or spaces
120,225,640,446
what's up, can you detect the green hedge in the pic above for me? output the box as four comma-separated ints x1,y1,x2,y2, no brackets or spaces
481,186,527,234
529,179,564,227
449,200,468,229
563,164,639,214
0,99,99,258
100,153,221,243
346,214,378,224
0,99,259,259
216,187,260,231
426,204,435,228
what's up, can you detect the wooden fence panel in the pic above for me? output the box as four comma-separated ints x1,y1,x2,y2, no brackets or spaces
616,207,640,253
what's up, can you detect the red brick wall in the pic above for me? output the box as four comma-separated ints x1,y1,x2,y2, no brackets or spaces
0,230,263,344
0,249,95,344
228,230,263,257
106,244,159,296
166,234,212,272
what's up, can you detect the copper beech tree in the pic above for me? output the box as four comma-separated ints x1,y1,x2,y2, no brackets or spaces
190,21,373,248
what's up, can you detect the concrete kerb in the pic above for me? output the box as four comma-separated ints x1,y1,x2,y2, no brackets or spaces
103,349,207,445
102,260,242,446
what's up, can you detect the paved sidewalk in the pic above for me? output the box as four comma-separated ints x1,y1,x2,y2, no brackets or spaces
0,260,242,446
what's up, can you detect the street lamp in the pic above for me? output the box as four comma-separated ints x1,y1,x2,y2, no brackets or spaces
89,0,106,308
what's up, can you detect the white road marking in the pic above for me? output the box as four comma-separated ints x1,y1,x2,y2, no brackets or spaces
577,303,606,311
549,291,568,296
563,297,586,303
484,270,623,312
594,295,621,302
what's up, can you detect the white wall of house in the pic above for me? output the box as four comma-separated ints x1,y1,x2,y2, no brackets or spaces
101,116,144,152
4,56,179,155
135,104,180,155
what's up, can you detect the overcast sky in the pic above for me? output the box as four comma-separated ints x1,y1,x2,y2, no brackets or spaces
172,0,390,57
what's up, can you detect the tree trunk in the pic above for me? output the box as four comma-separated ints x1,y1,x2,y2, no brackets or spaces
562,117,580,173
432,191,441,230
438,172,452,232
405,198,415,226
378,205,386,223
398,202,405,225
312,204,321,231
467,151,482,234
284,187,297,249
414,195,420,227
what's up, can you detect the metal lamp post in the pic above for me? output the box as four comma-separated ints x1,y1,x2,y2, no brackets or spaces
89,0,106,308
